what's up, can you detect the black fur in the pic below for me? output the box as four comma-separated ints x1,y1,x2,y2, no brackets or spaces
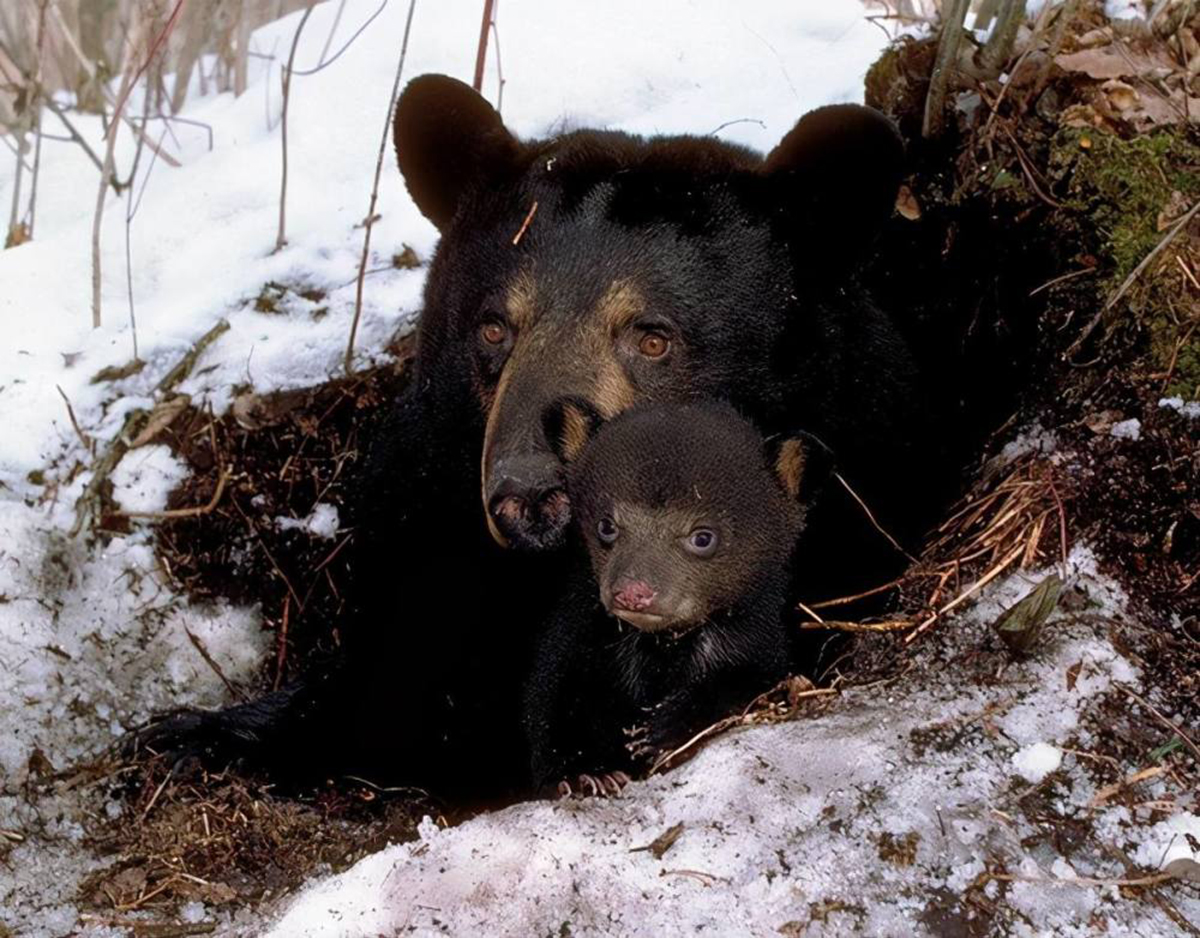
524,404,823,791
131,75,929,801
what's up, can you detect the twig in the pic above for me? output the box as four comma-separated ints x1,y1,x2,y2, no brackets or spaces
903,541,1025,645
184,626,245,701
22,0,49,239
71,320,230,538
472,0,496,92
274,594,290,691
511,200,538,245
1067,201,1200,358
317,0,348,66
43,96,107,179
489,1,505,113
985,870,1176,888
91,3,185,329
55,384,93,453
1117,686,1200,763
275,2,317,254
120,468,231,519
807,574,908,609
345,0,418,375
798,618,914,632
796,600,824,623
293,0,388,76
923,0,970,138
834,471,916,562
108,0,187,129
1028,266,1095,297
659,868,729,886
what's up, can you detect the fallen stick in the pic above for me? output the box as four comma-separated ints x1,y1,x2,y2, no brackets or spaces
70,319,230,537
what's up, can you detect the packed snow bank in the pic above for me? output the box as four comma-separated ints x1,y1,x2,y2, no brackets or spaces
264,547,1197,937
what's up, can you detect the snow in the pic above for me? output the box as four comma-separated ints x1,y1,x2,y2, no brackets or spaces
0,0,1194,935
1110,417,1142,441
1160,396,1200,419
109,443,190,514
276,502,340,539
1011,742,1063,783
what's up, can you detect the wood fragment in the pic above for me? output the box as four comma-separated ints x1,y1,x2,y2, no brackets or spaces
71,319,230,537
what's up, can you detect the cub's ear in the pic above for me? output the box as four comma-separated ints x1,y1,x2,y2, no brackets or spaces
762,104,904,260
768,431,835,503
392,74,520,230
543,398,605,464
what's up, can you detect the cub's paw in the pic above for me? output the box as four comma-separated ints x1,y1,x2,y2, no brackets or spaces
623,723,669,765
555,771,632,799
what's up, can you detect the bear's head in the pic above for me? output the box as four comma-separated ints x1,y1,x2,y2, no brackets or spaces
393,74,902,552
564,401,833,634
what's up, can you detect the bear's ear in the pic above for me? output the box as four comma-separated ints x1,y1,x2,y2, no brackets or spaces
393,74,521,230
767,431,835,503
762,104,904,260
543,398,605,464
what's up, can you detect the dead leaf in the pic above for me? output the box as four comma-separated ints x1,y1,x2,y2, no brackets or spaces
1056,47,1133,79
129,394,191,448
993,574,1064,655
1065,660,1082,691
896,185,921,221
1101,79,1139,112
1075,27,1113,50
1055,44,1174,81
1083,410,1123,434
4,222,30,248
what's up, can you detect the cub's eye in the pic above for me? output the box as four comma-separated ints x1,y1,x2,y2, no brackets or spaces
480,319,509,346
637,331,670,359
684,528,719,557
597,517,619,545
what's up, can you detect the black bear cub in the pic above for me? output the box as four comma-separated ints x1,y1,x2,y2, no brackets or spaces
524,402,829,795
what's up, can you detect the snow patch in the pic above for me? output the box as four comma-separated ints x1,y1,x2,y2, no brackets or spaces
1011,742,1063,783
110,444,190,514
1110,418,1141,441
276,502,340,539
1159,396,1200,419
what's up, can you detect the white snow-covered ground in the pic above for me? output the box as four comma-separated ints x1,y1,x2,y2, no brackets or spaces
1,1,1196,936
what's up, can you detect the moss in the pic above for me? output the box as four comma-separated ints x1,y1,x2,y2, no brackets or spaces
1051,128,1200,397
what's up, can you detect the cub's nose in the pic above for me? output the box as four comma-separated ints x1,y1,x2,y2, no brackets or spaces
485,456,570,551
612,578,657,612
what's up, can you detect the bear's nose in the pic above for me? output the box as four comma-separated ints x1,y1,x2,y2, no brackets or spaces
613,578,657,612
486,456,570,551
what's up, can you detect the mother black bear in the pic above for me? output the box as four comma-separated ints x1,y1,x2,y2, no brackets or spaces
136,75,931,800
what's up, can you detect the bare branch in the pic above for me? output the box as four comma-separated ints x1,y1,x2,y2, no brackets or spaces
346,0,418,374
922,0,970,138
472,0,495,92
275,2,317,253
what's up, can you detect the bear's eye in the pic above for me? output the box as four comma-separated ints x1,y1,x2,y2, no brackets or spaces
638,331,670,359
480,319,510,346
597,517,619,545
684,528,719,558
